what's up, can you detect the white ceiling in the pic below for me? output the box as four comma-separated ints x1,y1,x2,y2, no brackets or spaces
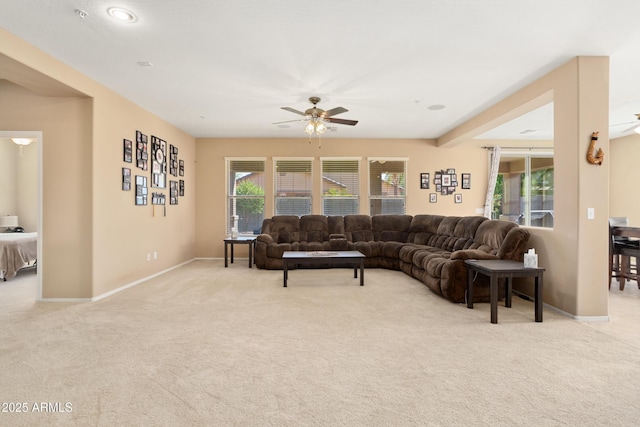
2,0,640,141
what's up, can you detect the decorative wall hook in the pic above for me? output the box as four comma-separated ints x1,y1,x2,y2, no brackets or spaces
586,131,604,165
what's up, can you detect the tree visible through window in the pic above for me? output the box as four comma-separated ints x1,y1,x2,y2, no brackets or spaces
369,159,406,215
227,159,265,235
492,153,553,228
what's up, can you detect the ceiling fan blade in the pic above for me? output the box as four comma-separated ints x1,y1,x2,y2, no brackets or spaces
272,118,307,125
326,117,358,126
281,107,306,116
621,123,640,133
324,106,348,117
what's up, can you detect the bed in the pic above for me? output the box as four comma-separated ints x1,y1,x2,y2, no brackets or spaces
0,232,37,281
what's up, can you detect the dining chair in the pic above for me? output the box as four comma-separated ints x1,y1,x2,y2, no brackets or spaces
609,217,640,290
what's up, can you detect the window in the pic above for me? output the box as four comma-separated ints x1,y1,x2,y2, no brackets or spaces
226,158,265,235
274,159,313,216
369,159,407,215
493,152,554,228
321,158,360,215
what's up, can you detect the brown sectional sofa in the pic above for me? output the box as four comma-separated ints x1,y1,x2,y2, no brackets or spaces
255,214,530,303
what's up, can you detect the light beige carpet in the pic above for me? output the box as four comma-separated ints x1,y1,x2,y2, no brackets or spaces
1,260,639,426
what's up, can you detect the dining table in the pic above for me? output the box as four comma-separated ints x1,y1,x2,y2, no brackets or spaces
610,225,640,290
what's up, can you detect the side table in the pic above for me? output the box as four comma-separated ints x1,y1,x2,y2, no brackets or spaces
224,236,257,268
465,259,545,324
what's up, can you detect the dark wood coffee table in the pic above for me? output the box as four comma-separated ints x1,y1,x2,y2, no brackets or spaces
282,251,365,287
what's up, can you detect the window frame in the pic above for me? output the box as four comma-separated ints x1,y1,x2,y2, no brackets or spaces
273,157,314,216
320,157,361,216
493,149,554,228
367,157,408,215
225,157,266,236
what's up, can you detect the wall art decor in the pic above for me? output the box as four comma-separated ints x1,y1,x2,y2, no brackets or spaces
122,167,131,191
170,181,178,205
150,135,167,188
179,159,184,177
169,144,178,177
429,193,437,203
462,173,471,189
123,139,132,163
135,131,148,170
434,168,458,196
179,179,184,196
151,192,166,205
455,193,462,203
420,173,430,189
135,175,148,205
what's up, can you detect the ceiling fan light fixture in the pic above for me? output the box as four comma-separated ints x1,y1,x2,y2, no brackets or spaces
305,123,315,135
11,138,33,146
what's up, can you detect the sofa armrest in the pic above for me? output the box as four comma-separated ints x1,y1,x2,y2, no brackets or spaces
450,249,500,261
257,234,274,244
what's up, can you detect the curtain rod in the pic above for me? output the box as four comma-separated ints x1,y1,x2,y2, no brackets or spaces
481,146,553,150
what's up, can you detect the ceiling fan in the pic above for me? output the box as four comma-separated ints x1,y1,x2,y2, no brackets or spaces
610,113,640,134
273,96,358,135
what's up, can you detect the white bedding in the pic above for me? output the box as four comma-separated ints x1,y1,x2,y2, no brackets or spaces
0,232,37,280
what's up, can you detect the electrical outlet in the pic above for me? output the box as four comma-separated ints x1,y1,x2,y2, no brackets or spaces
154,251,157,259
587,208,595,220
147,253,151,261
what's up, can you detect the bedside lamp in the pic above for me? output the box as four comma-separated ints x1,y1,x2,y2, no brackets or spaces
0,215,19,232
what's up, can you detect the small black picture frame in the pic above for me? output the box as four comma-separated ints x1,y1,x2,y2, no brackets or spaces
123,139,132,163
122,167,131,191
462,173,471,189
420,173,429,189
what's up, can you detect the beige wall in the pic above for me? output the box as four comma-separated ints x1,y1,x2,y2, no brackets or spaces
439,57,610,318
196,138,488,258
610,132,640,224
0,29,196,299
0,27,614,317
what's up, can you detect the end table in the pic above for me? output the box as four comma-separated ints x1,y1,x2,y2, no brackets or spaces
224,236,257,268
465,259,544,324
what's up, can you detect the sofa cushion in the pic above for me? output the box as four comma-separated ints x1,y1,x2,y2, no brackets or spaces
470,219,518,254
299,215,329,243
344,215,374,242
372,214,413,241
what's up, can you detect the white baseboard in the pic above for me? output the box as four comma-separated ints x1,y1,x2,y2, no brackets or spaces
38,259,196,303
512,289,611,322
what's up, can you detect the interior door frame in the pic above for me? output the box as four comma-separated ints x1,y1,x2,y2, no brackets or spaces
0,130,43,300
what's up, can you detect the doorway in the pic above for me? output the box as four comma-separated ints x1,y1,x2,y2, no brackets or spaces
0,130,42,300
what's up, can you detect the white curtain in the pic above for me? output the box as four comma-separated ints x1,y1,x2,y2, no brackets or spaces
483,146,501,219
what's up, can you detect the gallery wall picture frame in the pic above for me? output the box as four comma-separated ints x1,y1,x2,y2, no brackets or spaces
420,173,430,189
170,180,178,205
462,173,471,189
429,193,437,203
135,175,148,205
122,167,131,191
179,179,185,196
150,135,167,189
135,131,148,171
455,193,462,203
123,139,133,163
179,159,184,176
434,168,458,196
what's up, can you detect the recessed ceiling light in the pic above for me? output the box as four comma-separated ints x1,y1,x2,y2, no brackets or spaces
107,7,138,23
428,104,446,111
519,129,539,135
136,61,153,67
